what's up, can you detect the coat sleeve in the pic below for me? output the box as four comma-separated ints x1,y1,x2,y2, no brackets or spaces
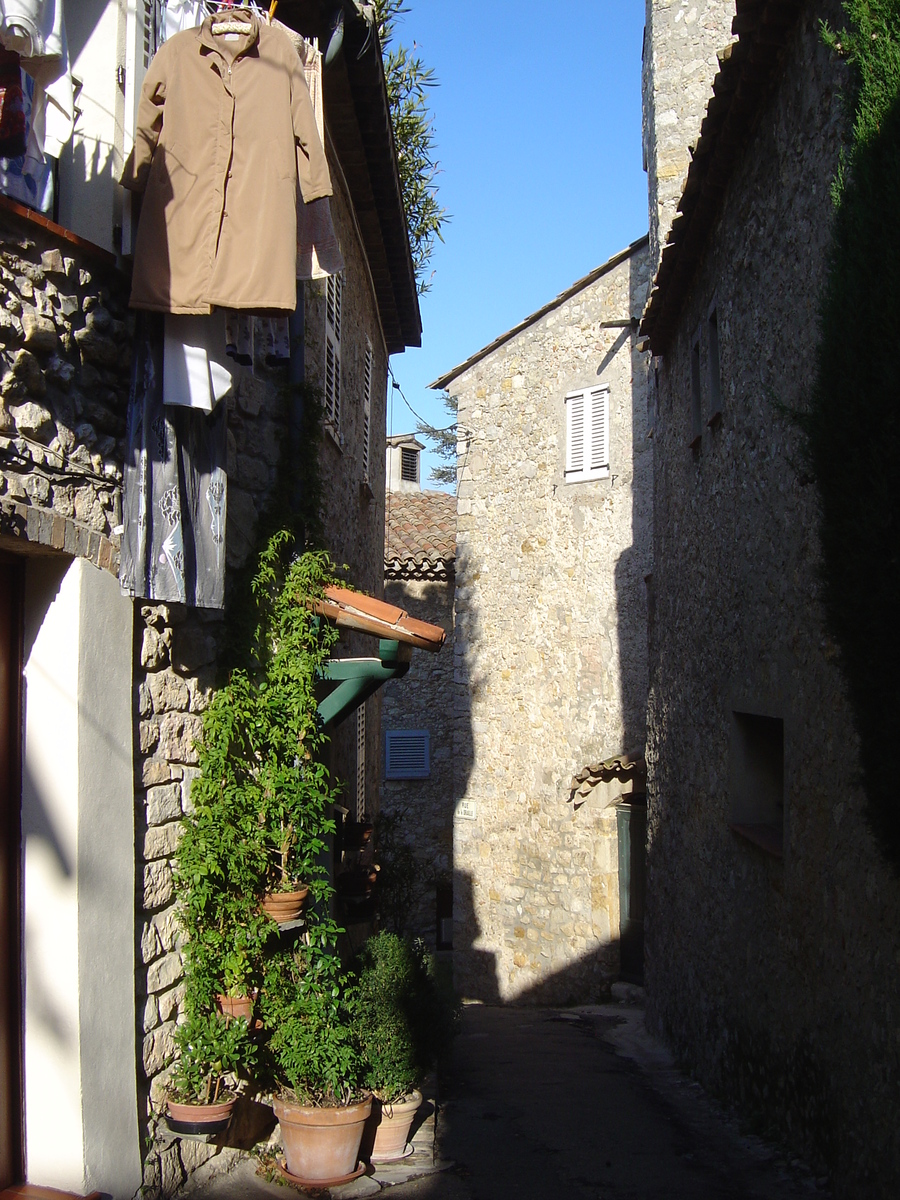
120,42,169,193
290,53,332,203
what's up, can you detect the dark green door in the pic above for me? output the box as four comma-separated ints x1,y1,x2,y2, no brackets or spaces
616,799,646,984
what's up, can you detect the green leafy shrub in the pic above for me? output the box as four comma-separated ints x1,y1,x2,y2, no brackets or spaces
171,538,349,1091
168,1011,256,1105
810,1,900,867
356,932,457,1103
261,924,364,1106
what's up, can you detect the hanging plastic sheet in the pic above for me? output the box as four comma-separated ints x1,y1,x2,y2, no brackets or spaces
120,313,228,609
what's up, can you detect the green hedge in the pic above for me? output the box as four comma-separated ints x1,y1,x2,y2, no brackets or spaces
811,1,900,867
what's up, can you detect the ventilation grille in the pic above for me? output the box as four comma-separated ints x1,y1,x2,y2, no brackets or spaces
384,730,430,779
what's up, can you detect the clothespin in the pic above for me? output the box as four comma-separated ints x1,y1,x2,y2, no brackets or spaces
269,1,278,18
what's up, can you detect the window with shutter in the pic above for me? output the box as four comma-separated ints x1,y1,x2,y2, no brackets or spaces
400,447,419,484
362,339,373,484
565,387,610,482
325,273,343,429
384,730,430,779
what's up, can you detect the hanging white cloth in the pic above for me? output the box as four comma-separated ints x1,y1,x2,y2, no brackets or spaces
0,0,64,63
163,312,234,413
163,0,209,40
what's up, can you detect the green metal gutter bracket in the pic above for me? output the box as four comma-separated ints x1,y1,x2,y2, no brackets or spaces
317,639,412,728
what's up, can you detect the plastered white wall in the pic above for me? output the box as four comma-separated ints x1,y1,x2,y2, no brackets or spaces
22,556,139,1197
57,0,124,251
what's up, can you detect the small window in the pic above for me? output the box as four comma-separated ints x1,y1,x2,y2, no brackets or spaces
707,306,722,425
362,339,373,484
385,730,430,779
325,273,343,428
690,328,702,448
730,711,784,857
565,387,609,482
400,446,418,484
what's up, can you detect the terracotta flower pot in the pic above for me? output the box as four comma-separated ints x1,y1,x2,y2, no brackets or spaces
166,1094,236,1136
216,993,253,1022
369,1090,422,1162
261,885,309,924
273,1093,372,1182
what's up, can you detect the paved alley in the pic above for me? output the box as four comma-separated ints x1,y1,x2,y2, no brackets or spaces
187,998,828,1200
385,1002,828,1200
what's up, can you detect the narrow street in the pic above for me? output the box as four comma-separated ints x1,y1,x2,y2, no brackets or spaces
382,1001,828,1200
190,996,829,1200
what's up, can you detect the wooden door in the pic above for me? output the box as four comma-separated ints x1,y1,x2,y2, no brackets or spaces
616,798,646,985
0,557,24,1185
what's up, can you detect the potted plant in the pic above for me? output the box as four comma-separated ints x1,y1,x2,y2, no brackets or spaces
355,931,433,1162
262,920,371,1184
165,1011,256,1135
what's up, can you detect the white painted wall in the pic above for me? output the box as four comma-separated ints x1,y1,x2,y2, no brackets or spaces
22,556,139,1197
57,0,125,251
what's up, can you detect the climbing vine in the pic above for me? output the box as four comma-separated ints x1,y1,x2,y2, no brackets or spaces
810,1,900,866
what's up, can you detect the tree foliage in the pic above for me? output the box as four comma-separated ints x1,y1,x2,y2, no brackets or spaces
374,0,447,292
810,0,900,866
416,391,457,486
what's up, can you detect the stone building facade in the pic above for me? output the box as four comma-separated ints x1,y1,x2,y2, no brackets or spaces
0,3,420,1195
641,1,900,1195
381,463,456,947
432,239,652,1003
642,0,736,270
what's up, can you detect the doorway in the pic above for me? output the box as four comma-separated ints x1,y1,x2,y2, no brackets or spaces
616,798,646,984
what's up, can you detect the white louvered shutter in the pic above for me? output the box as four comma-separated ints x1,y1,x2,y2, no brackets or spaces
565,387,609,481
589,387,610,474
566,391,586,475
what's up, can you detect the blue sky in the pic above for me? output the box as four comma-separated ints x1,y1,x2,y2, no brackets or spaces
385,0,650,488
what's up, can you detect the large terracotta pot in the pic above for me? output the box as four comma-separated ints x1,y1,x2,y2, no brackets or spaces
261,885,309,924
166,1094,236,1136
273,1093,372,1182
370,1090,422,1162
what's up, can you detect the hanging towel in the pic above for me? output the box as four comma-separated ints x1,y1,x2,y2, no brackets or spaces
164,0,209,40
164,311,233,412
121,312,228,609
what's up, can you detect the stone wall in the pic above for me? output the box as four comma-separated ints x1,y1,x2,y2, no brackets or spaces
382,572,456,945
0,208,128,554
135,171,392,1191
642,0,736,271
644,5,900,1195
0,160,392,1189
450,244,652,1003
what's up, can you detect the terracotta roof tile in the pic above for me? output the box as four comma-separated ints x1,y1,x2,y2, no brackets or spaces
385,490,456,578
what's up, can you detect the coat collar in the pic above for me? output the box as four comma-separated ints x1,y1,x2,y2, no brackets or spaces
198,8,260,65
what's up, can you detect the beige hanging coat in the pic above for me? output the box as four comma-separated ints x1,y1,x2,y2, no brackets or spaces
121,10,332,314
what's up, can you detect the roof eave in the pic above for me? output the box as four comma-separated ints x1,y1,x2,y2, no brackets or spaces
280,1,422,353
430,235,649,391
